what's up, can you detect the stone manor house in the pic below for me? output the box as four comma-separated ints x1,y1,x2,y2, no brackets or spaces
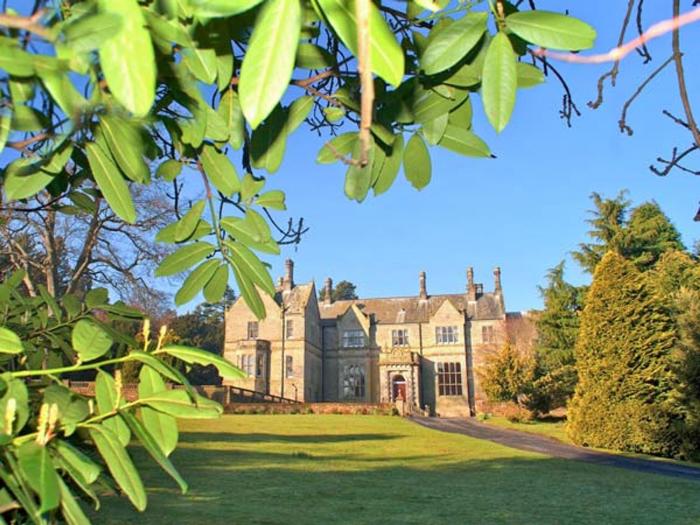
223,260,516,417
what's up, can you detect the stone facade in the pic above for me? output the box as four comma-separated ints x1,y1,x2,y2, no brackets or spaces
223,261,514,417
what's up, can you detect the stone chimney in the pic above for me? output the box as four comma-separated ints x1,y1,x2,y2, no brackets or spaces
466,266,476,301
283,259,294,291
323,277,333,305
493,266,502,293
277,276,284,288
419,271,427,300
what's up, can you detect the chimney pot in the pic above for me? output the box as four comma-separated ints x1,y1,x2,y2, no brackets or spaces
419,271,427,300
323,277,333,305
494,266,502,293
467,266,476,301
284,259,294,291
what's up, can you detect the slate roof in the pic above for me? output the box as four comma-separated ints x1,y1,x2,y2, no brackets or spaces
319,292,505,324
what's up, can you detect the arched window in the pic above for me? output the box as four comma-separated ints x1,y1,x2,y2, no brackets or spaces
342,365,365,399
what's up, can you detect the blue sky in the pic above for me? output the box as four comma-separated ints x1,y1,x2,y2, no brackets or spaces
258,1,699,312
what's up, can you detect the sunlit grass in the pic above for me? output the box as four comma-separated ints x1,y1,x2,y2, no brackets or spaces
96,415,700,524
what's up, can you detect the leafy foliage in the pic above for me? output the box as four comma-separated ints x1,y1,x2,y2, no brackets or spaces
319,279,358,301
0,272,243,523
0,0,596,320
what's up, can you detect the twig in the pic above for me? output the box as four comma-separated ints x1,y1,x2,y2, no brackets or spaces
618,54,675,136
0,10,52,41
534,6,700,65
588,0,635,109
355,0,373,167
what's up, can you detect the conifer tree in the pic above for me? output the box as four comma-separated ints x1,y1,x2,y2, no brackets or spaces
568,252,681,456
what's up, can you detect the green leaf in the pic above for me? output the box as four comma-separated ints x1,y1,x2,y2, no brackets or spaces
3,159,54,201
11,105,48,131
156,159,182,181
324,106,345,123
121,412,188,494
217,89,245,150
517,62,545,88
316,133,357,164
403,133,431,190
160,345,245,380
156,219,212,244
175,259,220,306
227,241,275,296
72,320,113,362
86,142,137,224
0,45,35,76
54,441,101,485
296,43,335,69
88,425,146,511
318,0,404,87
155,242,216,277
506,10,596,51
99,116,149,183
239,0,302,128
183,47,217,84
189,0,264,17
138,366,178,457
63,12,124,53
422,113,448,145
412,84,467,125
58,476,90,525
241,173,265,202
199,143,241,196
481,32,517,133
255,190,286,210
95,371,131,447
203,263,229,303
17,441,60,513
344,140,375,203
175,200,207,242
438,124,491,157
220,211,271,246
140,389,223,419
0,327,23,354
373,133,404,196
227,243,265,319
0,113,10,155
98,0,156,116
421,12,487,75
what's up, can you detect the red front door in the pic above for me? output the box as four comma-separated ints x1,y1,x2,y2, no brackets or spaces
392,376,406,401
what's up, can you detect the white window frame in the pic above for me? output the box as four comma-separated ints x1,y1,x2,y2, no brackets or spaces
341,329,365,348
436,326,459,345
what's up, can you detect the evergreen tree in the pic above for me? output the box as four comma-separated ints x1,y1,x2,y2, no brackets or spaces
651,251,700,459
626,202,685,270
480,342,534,407
573,191,630,274
536,262,585,371
568,252,681,457
573,193,684,274
319,280,359,301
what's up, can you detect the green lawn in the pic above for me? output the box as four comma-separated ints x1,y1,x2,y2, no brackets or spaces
96,415,700,525
484,415,570,443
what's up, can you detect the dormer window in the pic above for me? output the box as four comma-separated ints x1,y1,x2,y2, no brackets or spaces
436,326,459,345
342,330,365,348
247,321,259,339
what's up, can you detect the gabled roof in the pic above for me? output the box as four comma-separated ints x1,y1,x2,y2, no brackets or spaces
319,292,504,324
274,282,315,314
